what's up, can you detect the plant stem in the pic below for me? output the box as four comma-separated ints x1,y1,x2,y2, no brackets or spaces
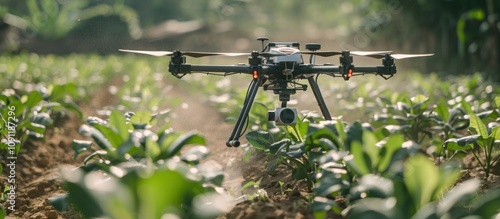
471,149,486,175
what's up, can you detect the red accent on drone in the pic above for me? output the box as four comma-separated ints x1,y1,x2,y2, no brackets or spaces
253,70,259,79
348,68,353,78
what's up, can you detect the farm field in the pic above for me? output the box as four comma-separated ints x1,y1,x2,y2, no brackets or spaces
1,53,500,219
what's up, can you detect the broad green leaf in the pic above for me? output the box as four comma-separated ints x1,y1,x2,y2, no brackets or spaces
469,114,488,139
377,134,404,173
471,189,500,218
435,101,450,122
346,122,364,150
491,126,500,140
350,174,393,200
410,95,429,114
145,139,160,161
93,124,124,148
315,170,349,197
410,95,428,104
437,178,479,216
362,131,380,169
343,197,399,219
31,112,52,126
26,122,46,134
287,125,301,142
181,146,209,164
297,118,310,138
0,206,5,219
246,130,274,150
404,155,439,210
130,111,152,127
109,111,129,140
461,100,473,114
24,91,43,109
495,96,500,109
269,139,290,154
165,131,205,157
305,128,340,151
311,197,339,215
72,139,93,159
62,170,105,218
410,203,439,219
444,135,478,150
116,138,137,157
89,127,112,150
136,168,205,219
345,141,370,175
315,138,338,151
83,150,108,165
435,164,461,202
335,119,347,142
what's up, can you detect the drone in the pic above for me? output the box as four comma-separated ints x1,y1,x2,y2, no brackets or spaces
120,37,433,147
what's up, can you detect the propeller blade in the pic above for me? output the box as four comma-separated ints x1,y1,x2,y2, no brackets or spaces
182,52,250,57
119,49,173,57
120,49,250,58
300,50,392,57
390,54,434,59
362,53,434,59
350,51,393,56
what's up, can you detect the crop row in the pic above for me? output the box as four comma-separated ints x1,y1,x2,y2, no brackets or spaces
0,53,182,216
184,69,500,217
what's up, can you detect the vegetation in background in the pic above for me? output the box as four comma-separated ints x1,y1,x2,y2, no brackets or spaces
1,0,498,81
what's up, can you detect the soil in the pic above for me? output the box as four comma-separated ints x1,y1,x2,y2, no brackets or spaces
2,77,500,219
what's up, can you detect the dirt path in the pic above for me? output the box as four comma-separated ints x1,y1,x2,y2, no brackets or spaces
165,81,246,193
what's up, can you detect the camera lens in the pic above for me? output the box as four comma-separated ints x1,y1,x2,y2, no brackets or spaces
279,108,295,124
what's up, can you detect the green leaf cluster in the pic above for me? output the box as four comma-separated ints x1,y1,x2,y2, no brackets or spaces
52,110,228,218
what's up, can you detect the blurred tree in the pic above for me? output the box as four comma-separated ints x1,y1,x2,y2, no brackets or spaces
351,0,499,81
0,0,141,40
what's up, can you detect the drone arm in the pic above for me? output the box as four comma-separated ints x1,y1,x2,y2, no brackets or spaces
190,65,251,73
302,65,396,79
353,66,395,75
169,63,252,78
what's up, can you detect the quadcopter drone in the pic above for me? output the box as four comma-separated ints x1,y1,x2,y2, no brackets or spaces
120,37,433,147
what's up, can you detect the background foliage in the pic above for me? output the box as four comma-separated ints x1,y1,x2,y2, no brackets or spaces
0,0,498,79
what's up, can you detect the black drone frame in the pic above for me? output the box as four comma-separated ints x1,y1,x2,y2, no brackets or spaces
120,37,432,147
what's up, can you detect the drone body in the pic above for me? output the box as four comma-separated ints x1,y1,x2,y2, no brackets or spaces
120,37,433,147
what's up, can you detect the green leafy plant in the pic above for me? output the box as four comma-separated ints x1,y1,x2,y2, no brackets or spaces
343,155,500,219
0,88,77,153
52,159,223,219
72,110,207,170
373,95,436,146
312,123,420,217
246,117,343,190
445,111,500,178
52,110,228,218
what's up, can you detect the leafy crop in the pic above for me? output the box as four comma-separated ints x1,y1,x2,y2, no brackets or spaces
343,155,500,219
445,97,500,178
52,110,228,218
0,84,83,154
